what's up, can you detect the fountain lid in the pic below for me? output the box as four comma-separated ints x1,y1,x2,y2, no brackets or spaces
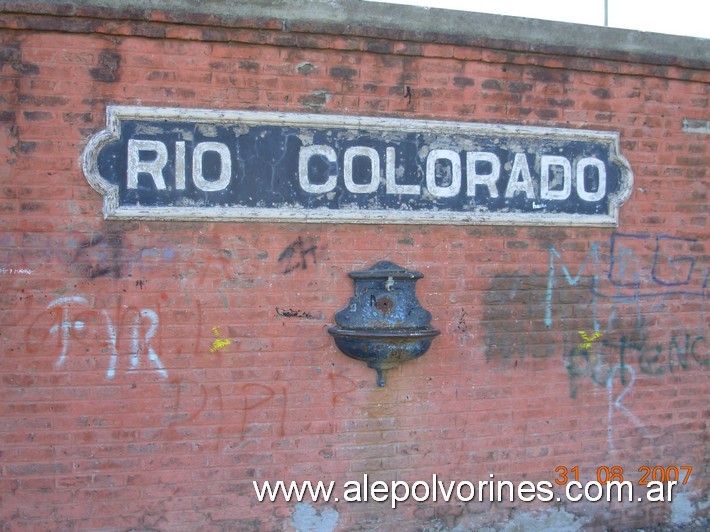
348,260,423,281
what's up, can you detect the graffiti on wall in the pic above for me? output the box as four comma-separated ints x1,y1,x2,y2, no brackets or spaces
165,378,288,447
20,293,296,444
26,295,168,379
485,231,708,384
11,226,706,454
278,236,318,274
546,233,707,328
485,231,707,447
551,232,707,389
18,290,358,445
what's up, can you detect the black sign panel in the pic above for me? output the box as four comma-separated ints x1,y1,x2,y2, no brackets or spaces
83,107,633,225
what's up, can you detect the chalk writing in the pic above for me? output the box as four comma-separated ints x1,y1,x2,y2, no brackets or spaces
165,378,218,447
546,244,601,330
457,308,468,332
276,307,316,319
0,267,33,275
278,236,317,274
486,230,707,440
329,370,358,407
35,295,168,379
578,330,602,351
73,233,123,279
166,379,288,446
606,364,651,449
48,296,89,368
565,333,707,402
209,326,232,353
483,273,559,364
607,233,707,297
126,309,167,378
241,383,287,439
546,232,708,330
24,298,293,448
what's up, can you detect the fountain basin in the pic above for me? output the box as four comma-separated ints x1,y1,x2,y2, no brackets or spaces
328,326,440,386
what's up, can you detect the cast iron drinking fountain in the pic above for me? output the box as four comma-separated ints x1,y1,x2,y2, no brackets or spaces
328,261,440,387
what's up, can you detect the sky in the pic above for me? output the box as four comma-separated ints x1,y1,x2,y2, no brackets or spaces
365,0,710,39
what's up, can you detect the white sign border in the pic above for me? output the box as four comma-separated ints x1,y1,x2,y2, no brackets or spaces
82,106,634,227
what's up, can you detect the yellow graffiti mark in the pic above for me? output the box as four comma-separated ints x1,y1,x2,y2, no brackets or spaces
578,330,603,351
210,338,232,353
209,326,232,353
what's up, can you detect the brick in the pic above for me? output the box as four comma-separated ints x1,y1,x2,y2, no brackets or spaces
0,5,708,532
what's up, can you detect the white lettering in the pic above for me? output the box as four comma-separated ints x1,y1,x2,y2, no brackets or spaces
386,147,420,195
540,155,572,200
584,481,604,502
48,296,89,368
46,295,167,380
298,145,337,194
505,153,535,199
391,481,410,508
456,481,475,502
342,480,361,502
370,480,388,502
411,481,430,503
646,481,665,502
576,157,607,202
175,141,186,190
666,481,677,502
517,480,537,502
127,139,167,190
466,151,500,198
192,142,231,192
344,146,380,194
283,144,611,209
130,309,167,378
426,149,461,198
566,481,583,502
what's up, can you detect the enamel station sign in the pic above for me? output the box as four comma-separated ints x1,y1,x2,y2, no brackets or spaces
83,106,633,226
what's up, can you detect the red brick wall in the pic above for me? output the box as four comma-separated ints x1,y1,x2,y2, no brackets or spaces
1,3,708,530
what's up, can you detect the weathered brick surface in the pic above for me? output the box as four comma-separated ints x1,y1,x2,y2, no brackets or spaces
0,2,708,530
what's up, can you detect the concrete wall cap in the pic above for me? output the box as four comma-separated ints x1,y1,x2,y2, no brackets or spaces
1,0,708,66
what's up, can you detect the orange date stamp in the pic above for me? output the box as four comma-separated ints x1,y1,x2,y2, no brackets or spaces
554,465,693,486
